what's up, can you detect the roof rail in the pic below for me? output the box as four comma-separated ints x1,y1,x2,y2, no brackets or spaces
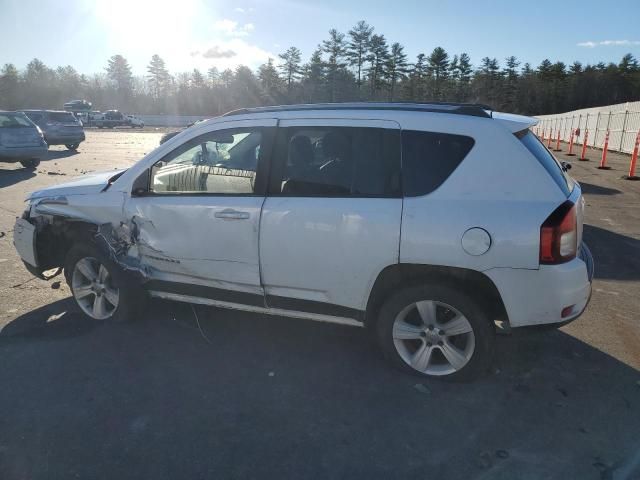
223,102,494,119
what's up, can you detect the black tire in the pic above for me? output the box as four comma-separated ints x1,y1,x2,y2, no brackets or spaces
64,242,145,323
20,159,40,169
376,283,495,382
65,143,79,150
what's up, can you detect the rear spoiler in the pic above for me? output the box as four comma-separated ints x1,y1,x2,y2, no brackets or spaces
492,112,538,133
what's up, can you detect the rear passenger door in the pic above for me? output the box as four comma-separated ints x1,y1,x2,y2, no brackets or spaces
259,119,402,317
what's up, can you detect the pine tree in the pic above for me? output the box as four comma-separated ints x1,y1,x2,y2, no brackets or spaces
322,29,348,101
347,20,373,94
278,46,303,91
302,47,326,103
406,53,428,101
192,69,205,87
386,42,408,101
147,54,170,99
258,58,282,102
106,55,133,96
207,66,219,85
427,47,449,100
0,63,20,109
367,34,389,97
455,53,473,101
503,55,520,110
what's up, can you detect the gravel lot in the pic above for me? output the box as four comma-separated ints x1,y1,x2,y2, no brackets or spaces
0,130,639,479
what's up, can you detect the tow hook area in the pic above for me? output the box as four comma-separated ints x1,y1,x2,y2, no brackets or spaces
22,263,63,281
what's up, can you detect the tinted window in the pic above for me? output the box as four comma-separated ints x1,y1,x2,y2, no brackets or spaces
271,126,401,197
517,130,574,196
151,129,263,194
48,112,77,122
402,130,475,197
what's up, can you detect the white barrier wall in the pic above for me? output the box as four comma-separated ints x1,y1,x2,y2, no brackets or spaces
535,101,640,154
136,115,208,127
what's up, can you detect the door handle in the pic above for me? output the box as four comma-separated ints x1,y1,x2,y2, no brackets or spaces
214,209,250,220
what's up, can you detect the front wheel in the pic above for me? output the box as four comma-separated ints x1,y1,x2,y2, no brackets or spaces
65,143,79,150
376,284,495,381
20,159,40,169
64,243,143,322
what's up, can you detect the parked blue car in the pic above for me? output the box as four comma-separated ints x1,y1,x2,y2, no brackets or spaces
23,110,85,150
0,111,47,169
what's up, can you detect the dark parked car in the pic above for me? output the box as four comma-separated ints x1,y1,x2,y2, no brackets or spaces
23,110,85,150
159,119,207,144
0,111,47,168
63,99,92,113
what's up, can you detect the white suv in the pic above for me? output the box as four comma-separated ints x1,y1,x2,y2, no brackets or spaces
13,103,594,380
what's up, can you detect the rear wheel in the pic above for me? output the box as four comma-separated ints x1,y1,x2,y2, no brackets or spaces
376,284,495,381
64,243,144,322
20,159,40,169
65,143,79,150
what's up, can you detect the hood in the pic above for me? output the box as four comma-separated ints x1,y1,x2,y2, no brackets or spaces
28,169,126,200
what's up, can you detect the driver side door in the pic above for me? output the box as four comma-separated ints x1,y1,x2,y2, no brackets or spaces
124,119,276,304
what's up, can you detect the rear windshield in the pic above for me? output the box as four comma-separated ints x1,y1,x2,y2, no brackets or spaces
48,112,77,123
0,113,34,128
517,130,574,196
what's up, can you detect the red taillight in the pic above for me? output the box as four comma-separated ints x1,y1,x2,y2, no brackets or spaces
540,202,577,264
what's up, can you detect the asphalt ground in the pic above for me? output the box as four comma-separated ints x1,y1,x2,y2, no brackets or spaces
0,130,638,479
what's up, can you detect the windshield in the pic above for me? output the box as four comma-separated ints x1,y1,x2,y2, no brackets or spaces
517,130,575,196
0,112,34,128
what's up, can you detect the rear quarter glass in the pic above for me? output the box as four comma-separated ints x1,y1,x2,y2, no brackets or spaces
401,130,475,197
517,130,575,197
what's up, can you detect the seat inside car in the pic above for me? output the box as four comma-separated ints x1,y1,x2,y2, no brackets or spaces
319,130,352,191
282,135,317,194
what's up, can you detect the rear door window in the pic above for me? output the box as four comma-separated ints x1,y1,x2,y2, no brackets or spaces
401,130,475,196
517,130,574,196
270,126,401,197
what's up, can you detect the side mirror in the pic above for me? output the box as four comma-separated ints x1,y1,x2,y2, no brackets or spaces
131,169,150,196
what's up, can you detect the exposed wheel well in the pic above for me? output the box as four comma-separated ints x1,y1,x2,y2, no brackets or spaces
365,264,509,331
34,217,97,271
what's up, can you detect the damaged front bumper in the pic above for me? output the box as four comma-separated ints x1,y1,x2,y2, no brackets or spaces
13,217,60,279
14,204,149,284
13,218,38,268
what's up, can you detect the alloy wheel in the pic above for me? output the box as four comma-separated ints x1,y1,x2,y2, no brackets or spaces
71,257,119,320
392,300,475,376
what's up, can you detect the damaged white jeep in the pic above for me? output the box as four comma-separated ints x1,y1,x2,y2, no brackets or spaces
13,103,594,380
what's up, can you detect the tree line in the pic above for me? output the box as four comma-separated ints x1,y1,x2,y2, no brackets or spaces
1,21,639,116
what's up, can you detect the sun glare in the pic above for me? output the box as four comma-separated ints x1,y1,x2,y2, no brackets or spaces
93,0,201,56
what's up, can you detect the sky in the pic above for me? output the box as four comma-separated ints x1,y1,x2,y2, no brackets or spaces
1,0,640,75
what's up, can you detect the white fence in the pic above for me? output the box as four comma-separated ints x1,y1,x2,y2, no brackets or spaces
535,101,640,154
